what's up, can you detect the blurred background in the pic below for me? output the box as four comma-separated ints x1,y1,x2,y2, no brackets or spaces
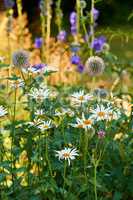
0,0,133,62
1,0,133,28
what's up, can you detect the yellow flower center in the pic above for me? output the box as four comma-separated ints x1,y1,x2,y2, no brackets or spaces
43,125,49,129
77,124,83,128
63,153,70,158
37,95,43,100
83,119,92,125
98,111,105,117
79,96,84,101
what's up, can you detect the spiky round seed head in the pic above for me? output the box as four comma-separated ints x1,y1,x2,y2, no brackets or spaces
85,56,105,76
12,50,29,68
93,88,108,98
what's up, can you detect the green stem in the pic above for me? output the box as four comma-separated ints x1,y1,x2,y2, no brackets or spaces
90,0,95,56
63,160,67,193
83,131,89,182
94,165,97,200
45,136,53,176
11,85,17,191
76,0,81,41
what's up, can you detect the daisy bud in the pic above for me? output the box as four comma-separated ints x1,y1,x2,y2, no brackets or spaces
85,56,105,76
12,50,29,68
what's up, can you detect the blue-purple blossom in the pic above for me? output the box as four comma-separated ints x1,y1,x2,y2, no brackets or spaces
70,42,80,53
70,11,77,25
71,26,77,36
71,55,81,65
92,8,99,21
57,30,67,42
31,63,46,73
4,0,15,9
77,64,84,73
91,36,106,52
34,37,43,48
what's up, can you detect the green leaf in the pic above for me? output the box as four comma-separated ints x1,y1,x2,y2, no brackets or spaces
113,191,122,200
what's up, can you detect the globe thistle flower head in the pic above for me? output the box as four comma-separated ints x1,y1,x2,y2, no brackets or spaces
4,0,15,9
71,55,81,65
34,37,43,48
91,36,106,53
57,30,67,42
93,87,108,99
12,50,29,68
92,8,99,21
70,11,77,25
85,56,105,76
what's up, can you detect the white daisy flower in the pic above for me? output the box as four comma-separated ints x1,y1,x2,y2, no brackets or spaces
55,108,74,117
27,118,43,126
70,113,93,130
28,87,50,102
35,109,45,117
70,90,92,106
55,147,79,166
90,105,112,121
37,120,52,131
81,113,93,130
70,117,84,129
0,106,7,118
108,108,121,121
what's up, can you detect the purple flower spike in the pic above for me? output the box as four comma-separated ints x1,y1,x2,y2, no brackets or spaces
57,30,67,42
71,55,80,65
34,37,43,49
91,36,106,53
71,26,77,36
70,11,77,25
4,0,15,9
77,64,84,73
92,8,99,21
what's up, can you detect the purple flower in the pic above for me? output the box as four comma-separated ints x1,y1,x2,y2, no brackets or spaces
57,30,67,42
4,0,15,9
71,25,77,36
31,63,46,73
70,42,80,53
92,8,99,21
70,11,77,25
71,55,80,65
34,37,43,48
77,64,84,73
91,36,106,52
97,130,106,139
